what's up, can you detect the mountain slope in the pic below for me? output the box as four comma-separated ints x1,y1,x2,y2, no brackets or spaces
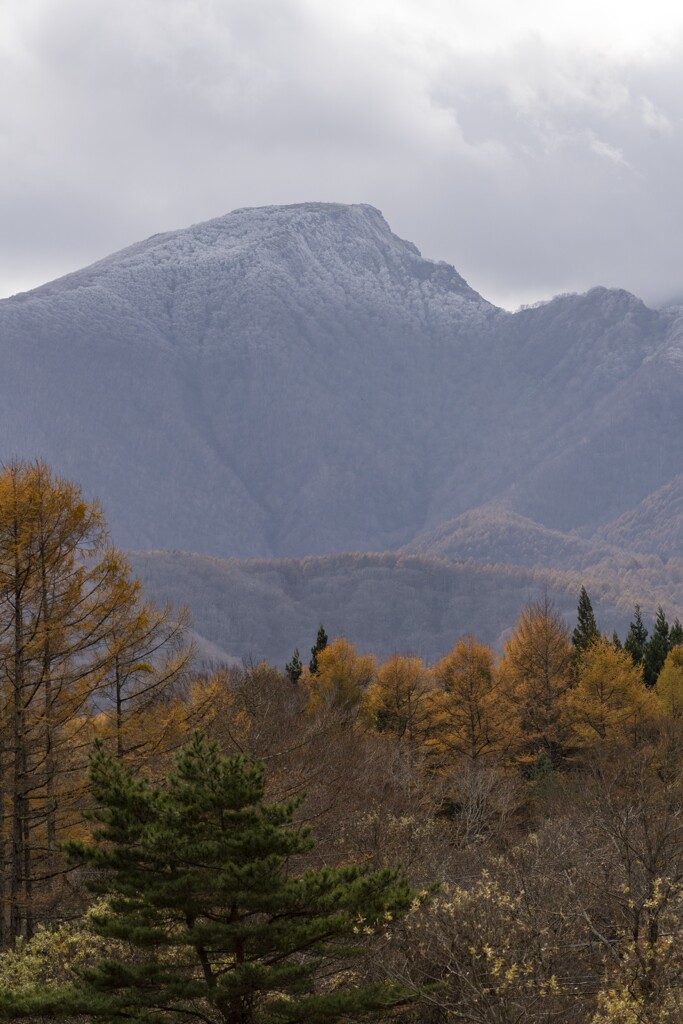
2,202,683,562
593,474,683,554
402,504,617,569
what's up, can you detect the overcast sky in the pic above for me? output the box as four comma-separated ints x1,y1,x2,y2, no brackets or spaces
3,0,683,308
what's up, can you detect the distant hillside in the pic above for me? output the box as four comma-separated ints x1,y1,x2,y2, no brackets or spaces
402,504,619,569
3,202,683,564
130,549,683,666
593,474,683,555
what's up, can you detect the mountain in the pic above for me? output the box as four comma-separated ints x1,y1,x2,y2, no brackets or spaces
5,202,683,660
3,201,683,565
0,203,495,557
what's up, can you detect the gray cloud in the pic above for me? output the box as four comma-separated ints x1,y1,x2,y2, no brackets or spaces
2,0,683,308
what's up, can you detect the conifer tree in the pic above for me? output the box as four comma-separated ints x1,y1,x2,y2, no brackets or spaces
643,606,670,688
0,462,139,941
0,734,416,1024
305,638,375,717
670,618,683,649
284,647,303,684
364,654,433,789
364,654,433,745
98,579,191,761
656,646,683,720
564,638,654,748
426,637,507,764
572,586,600,655
498,598,574,767
308,624,328,675
624,605,648,667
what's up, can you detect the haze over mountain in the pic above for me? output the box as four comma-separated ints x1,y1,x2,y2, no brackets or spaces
2,202,683,659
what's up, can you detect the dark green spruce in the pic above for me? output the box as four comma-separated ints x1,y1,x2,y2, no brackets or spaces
572,586,600,654
624,604,649,667
308,625,328,675
284,647,303,684
643,606,670,687
0,734,415,1024
670,618,683,648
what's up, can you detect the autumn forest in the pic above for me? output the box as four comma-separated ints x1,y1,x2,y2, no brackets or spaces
0,462,680,1023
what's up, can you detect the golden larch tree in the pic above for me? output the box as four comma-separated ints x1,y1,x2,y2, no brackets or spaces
656,646,683,721
425,636,508,765
364,654,434,747
304,637,375,718
499,599,575,767
564,637,655,752
0,461,189,942
96,577,192,763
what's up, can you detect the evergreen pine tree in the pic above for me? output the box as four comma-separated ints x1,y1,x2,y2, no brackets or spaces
0,734,417,1024
624,605,648,666
309,624,328,675
612,631,622,650
284,647,303,684
670,618,683,648
643,606,670,687
572,586,600,654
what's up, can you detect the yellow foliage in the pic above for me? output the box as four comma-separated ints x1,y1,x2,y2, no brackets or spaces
0,461,155,937
565,638,655,749
363,654,434,744
425,637,509,763
96,592,192,763
499,599,574,764
183,669,251,752
305,638,376,715
656,646,683,720
399,873,573,1019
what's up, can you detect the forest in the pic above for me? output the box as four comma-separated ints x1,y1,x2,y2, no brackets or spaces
2,463,683,1023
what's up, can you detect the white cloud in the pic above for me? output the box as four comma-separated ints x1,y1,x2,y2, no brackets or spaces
639,96,674,134
588,137,628,166
2,0,683,307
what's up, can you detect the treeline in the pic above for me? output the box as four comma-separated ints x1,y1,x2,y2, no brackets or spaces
286,586,683,775
6,464,683,1022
